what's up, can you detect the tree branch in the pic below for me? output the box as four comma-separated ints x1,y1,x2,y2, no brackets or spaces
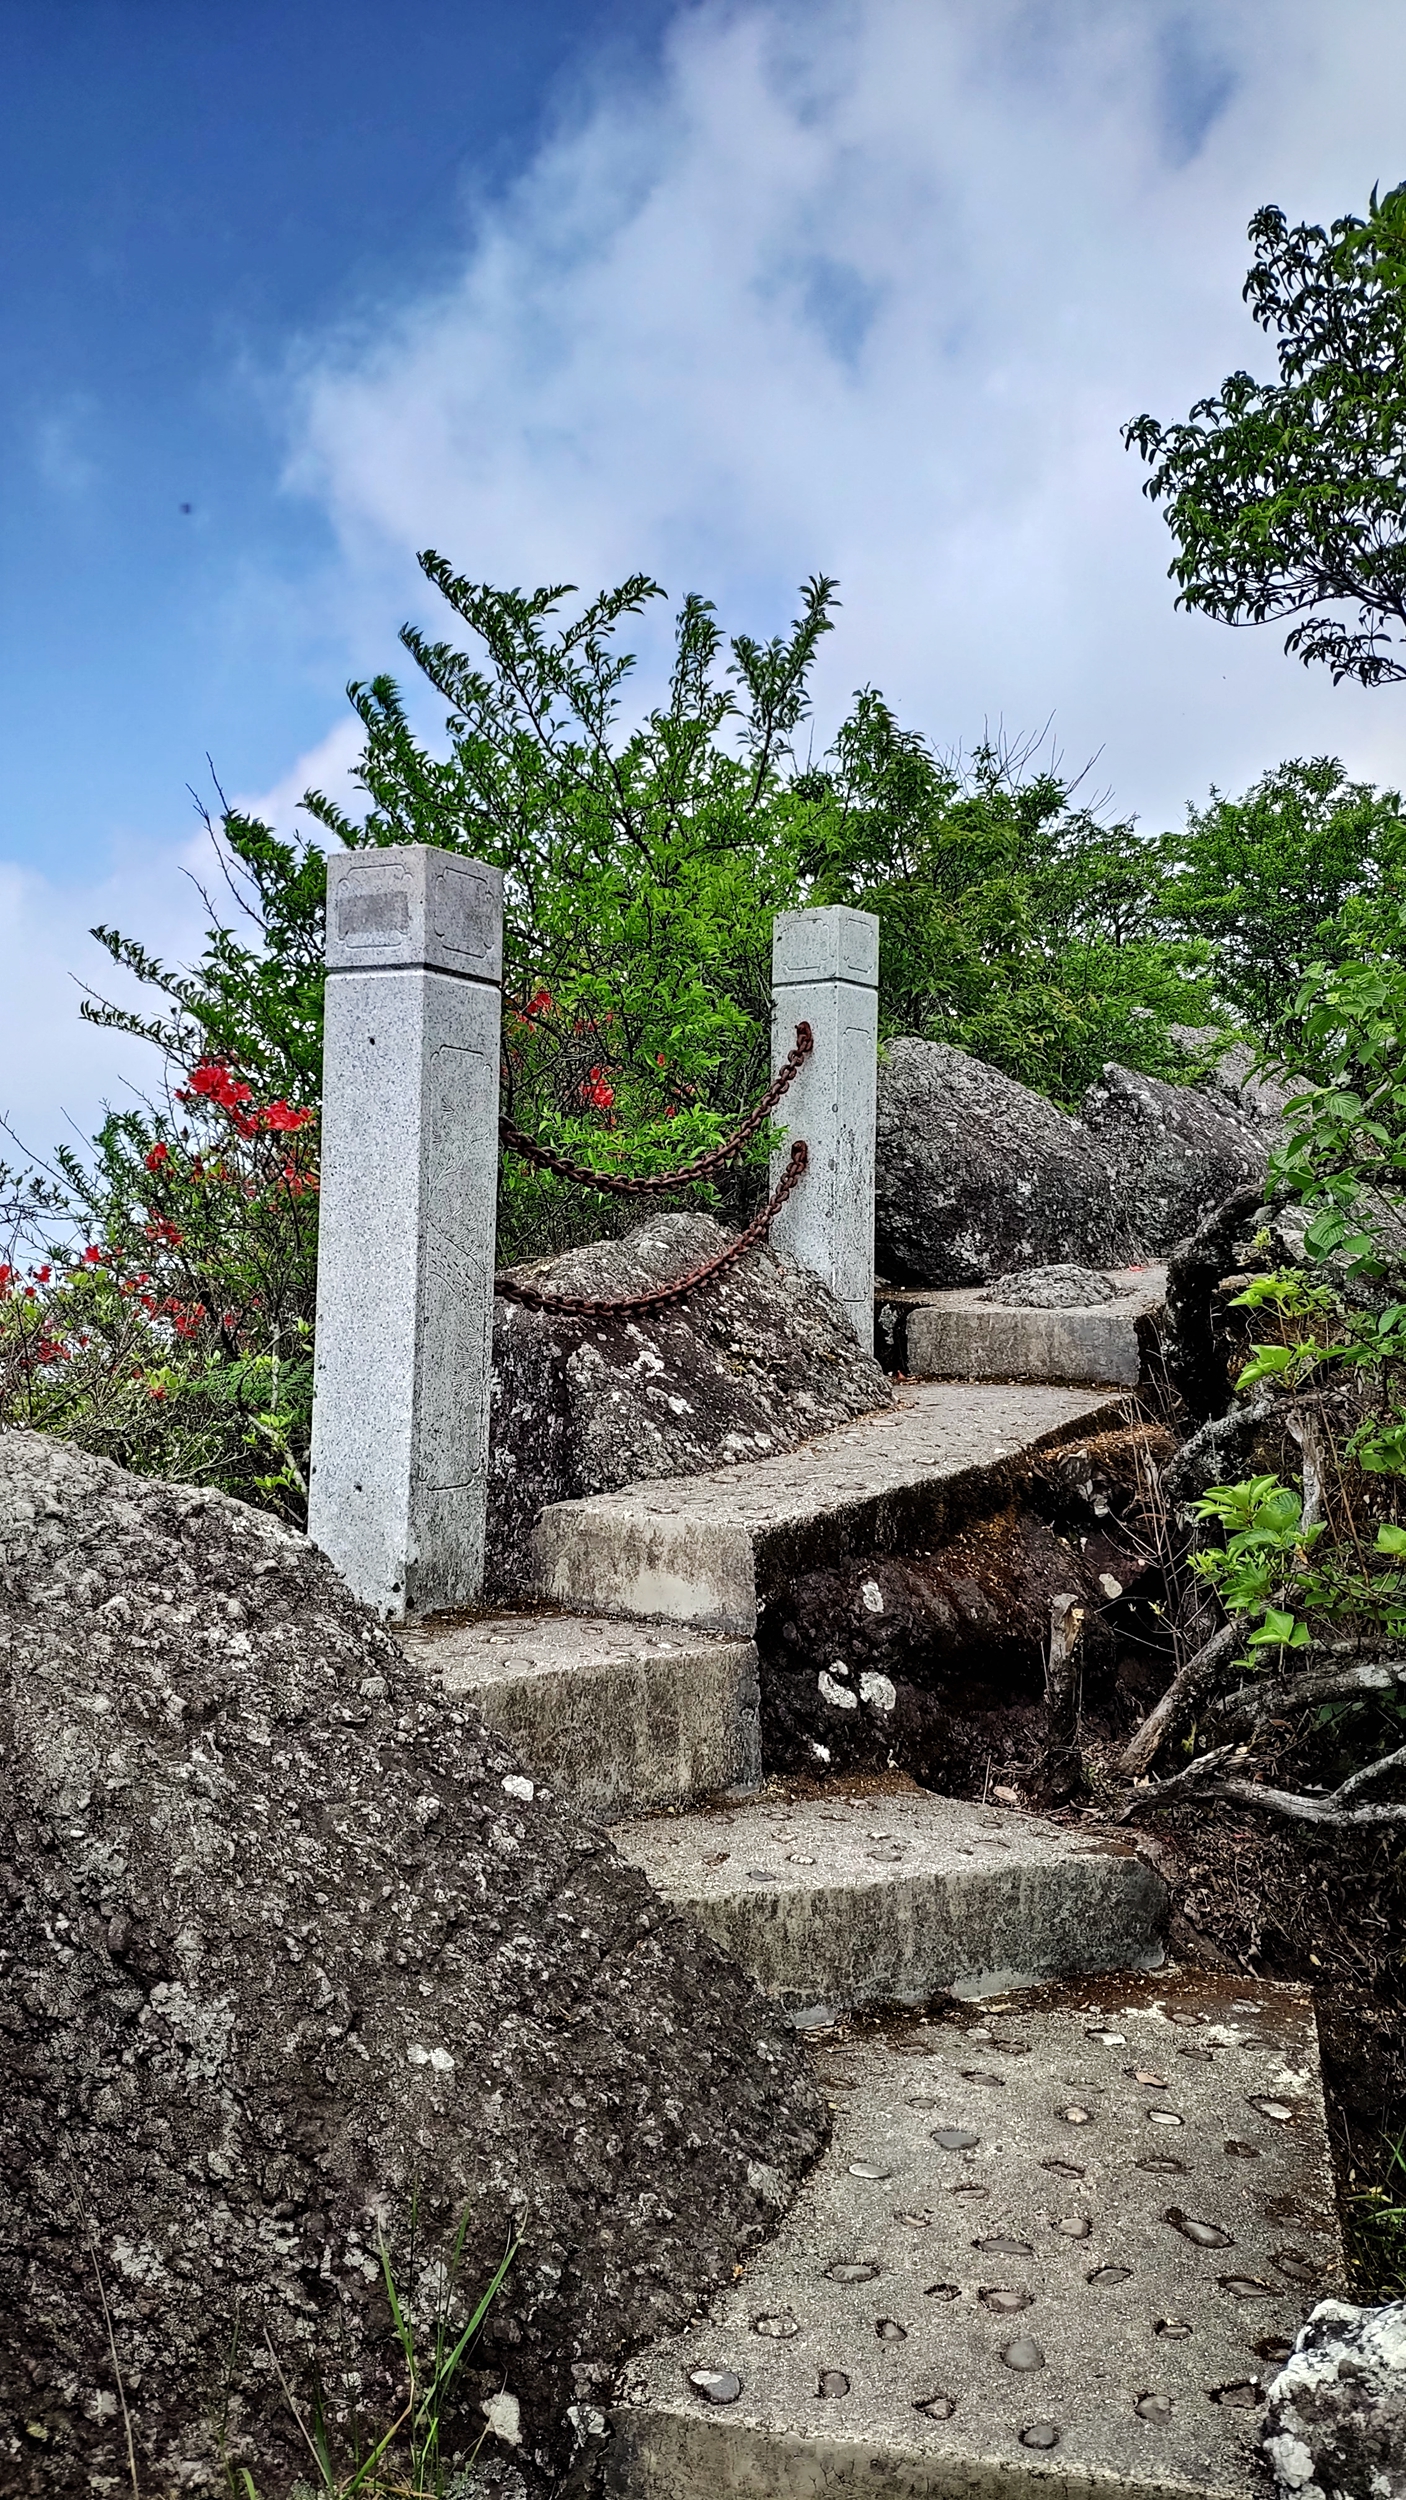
1120,1618,1242,1778
1211,1655,1406,1724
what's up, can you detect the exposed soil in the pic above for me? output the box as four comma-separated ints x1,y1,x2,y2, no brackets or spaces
759,1422,1176,1792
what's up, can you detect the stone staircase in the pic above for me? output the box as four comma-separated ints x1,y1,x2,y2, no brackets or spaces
397,1377,1343,2500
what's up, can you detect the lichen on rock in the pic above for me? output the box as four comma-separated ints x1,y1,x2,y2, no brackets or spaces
0,1429,827,2497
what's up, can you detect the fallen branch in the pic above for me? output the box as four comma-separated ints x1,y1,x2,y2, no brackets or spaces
1120,1618,1242,1778
1210,1656,1406,1725
1123,1736,1406,1827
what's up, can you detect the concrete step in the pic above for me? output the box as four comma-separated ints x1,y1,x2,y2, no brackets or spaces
395,1612,759,1819
877,1266,1167,1389
530,1382,1125,1636
614,1973,1344,2500
611,1786,1167,2024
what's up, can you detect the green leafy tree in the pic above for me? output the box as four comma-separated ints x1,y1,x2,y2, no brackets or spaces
5,555,1228,1520
1161,757,1406,1039
1126,185,1406,685
801,699,1211,1103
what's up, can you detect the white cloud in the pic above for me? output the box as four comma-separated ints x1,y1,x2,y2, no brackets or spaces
0,831,210,1172
285,0,1406,829
235,715,366,841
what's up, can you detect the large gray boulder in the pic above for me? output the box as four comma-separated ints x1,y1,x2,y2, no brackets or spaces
1262,2299,1406,2499
489,1211,892,1589
0,1431,826,2499
874,1037,1123,1285
1079,1061,1276,1253
874,1038,1282,1286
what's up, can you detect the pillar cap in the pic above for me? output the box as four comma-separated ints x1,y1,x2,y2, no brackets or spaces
326,845,503,982
773,905,879,987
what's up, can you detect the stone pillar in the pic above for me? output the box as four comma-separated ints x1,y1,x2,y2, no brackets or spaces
770,905,879,1347
308,845,503,1620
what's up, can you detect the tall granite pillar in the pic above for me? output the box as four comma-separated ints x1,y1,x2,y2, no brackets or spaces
769,905,879,1348
308,845,503,1619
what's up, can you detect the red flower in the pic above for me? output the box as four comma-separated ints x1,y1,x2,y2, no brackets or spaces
523,987,554,1020
83,1245,103,1265
143,1218,186,1248
260,1100,313,1132
0,1266,11,1293
145,1142,170,1172
579,1067,615,1111
34,1266,50,1284
189,1061,254,1112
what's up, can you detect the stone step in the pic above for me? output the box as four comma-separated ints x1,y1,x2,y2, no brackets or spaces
613,1973,1344,2500
876,1265,1167,1388
530,1382,1125,1636
611,1786,1167,2025
395,1612,760,1819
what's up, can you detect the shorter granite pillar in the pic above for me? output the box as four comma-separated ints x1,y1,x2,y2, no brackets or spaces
769,905,879,1346
308,845,503,1618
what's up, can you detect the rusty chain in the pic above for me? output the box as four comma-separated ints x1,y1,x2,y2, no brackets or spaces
498,1021,813,1195
494,1142,809,1319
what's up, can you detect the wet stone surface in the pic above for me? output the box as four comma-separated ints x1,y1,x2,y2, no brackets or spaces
615,1974,1344,2500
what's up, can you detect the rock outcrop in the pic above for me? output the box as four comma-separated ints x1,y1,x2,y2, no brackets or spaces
874,1038,1122,1286
874,1037,1281,1286
489,1212,892,1590
1262,2298,1406,2500
1079,1060,1278,1254
0,1431,827,2499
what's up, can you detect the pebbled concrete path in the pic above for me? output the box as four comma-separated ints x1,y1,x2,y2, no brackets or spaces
615,1975,1344,2500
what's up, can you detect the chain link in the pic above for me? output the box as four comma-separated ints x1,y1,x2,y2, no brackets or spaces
498,1021,813,1196
494,1142,808,1319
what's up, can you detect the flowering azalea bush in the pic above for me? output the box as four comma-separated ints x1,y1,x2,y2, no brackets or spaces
1,1060,319,1520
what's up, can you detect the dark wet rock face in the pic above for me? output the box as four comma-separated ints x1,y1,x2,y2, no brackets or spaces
490,1213,891,1591
1262,2298,1406,2500
0,1431,827,2499
875,1039,1121,1287
1079,1063,1276,1255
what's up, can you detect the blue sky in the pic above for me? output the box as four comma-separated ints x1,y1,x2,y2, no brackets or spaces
6,0,1406,1152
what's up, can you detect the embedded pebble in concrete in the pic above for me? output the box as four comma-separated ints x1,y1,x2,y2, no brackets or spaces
752,2313,798,2338
615,1974,1342,2500
1001,2337,1045,2370
1167,2210,1234,2249
931,2127,980,2150
688,2370,741,2405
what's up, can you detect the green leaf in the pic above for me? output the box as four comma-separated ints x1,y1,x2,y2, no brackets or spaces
1376,1523,1406,1554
